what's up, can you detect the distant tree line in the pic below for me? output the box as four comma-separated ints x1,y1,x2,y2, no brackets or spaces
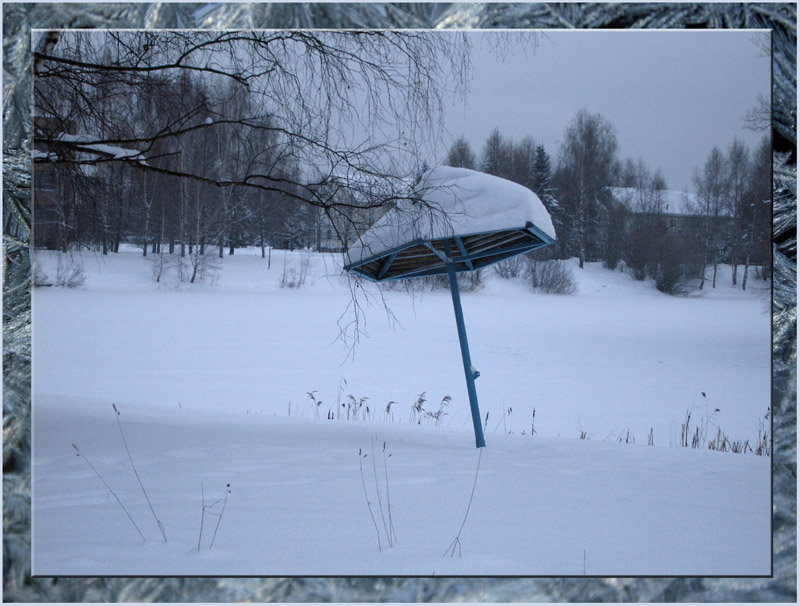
38,73,307,260
33,30,769,293
443,110,771,292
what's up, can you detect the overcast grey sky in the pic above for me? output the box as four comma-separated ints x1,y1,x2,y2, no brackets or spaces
440,30,770,192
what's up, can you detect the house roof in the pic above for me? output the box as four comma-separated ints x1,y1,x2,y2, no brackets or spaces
55,133,148,162
607,187,701,216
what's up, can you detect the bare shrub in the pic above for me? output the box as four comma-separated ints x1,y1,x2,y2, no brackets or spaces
494,256,526,279
527,258,577,295
280,252,311,289
33,262,52,287
653,235,690,295
654,261,687,295
55,253,85,288
625,227,650,281
415,275,448,291
188,249,221,284
149,251,175,283
458,269,483,292
385,269,483,293
149,252,219,285
652,254,681,294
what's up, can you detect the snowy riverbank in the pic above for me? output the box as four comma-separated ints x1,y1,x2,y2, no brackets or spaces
32,248,771,576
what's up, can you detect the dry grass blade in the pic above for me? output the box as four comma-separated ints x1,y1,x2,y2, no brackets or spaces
113,404,167,542
358,448,381,552
72,443,146,542
443,447,482,558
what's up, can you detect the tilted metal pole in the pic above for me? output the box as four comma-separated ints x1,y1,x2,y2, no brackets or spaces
446,260,486,448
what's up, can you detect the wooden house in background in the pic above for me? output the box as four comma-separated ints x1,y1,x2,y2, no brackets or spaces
33,116,76,250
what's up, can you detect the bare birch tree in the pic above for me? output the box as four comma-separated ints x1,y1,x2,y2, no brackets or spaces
555,110,618,269
726,138,750,286
693,146,730,289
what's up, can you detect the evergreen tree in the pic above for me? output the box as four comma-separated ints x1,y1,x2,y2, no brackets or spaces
510,136,537,190
531,144,564,256
480,128,512,179
618,158,638,187
533,144,552,194
443,135,476,169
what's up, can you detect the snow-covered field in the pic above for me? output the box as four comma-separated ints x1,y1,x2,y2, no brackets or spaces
32,248,771,576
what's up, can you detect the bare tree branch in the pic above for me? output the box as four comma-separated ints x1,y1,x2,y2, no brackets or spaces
34,29,470,219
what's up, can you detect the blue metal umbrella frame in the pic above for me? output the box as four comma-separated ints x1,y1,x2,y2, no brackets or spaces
345,221,555,448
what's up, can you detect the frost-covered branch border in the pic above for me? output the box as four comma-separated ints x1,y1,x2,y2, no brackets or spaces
3,2,796,602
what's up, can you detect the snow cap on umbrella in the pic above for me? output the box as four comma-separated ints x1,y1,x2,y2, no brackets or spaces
345,166,556,281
